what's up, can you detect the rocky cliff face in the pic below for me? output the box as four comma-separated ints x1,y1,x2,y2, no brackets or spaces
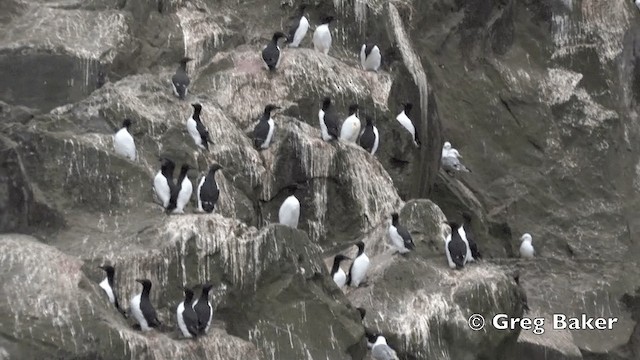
2,0,640,359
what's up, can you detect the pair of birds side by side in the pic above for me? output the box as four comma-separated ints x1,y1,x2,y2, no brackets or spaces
153,158,222,214
331,241,370,288
441,141,471,175
318,97,381,155
98,266,214,338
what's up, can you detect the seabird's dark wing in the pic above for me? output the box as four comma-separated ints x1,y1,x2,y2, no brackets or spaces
195,119,211,149
193,301,211,333
364,44,373,57
464,224,482,259
448,238,466,268
396,225,414,249
261,44,280,71
346,261,355,286
200,175,219,213
286,17,301,43
253,119,270,148
360,127,375,152
184,307,200,337
141,299,161,327
324,110,340,139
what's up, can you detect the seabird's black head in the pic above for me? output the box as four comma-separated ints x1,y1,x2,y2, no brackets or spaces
356,307,366,320
209,163,223,173
366,332,379,344
284,183,305,195
448,221,460,231
135,278,152,291
264,104,281,115
461,211,472,223
365,115,374,126
180,163,191,173
348,104,359,116
402,102,413,115
333,254,350,264
272,31,288,42
200,283,214,294
191,103,202,113
99,265,115,278
183,287,195,302
179,57,193,65
321,15,335,24
321,97,332,110
122,118,132,129
355,241,365,254
391,213,399,222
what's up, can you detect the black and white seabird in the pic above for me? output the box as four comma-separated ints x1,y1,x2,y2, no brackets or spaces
172,57,193,100
154,157,176,209
445,222,467,269
262,32,287,71
339,104,361,143
253,104,280,149
286,4,309,48
98,265,126,317
193,283,214,334
187,103,211,150
359,115,379,155
388,213,415,254
369,334,400,360
331,254,350,288
168,164,193,214
347,241,370,287
313,15,335,55
177,287,199,338
461,212,481,261
279,183,303,228
318,97,340,142
114,119,136,161
519,233,535,258
197,164,222,213
360,44,381,72
396,102,421,148
130,279,161,331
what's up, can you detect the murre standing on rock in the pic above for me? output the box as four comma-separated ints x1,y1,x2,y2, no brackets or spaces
339,104,361,143
388,213,415,254
359,115,379,155
347,241,370,287
262,32,288,71
331,254,350,288
369,334,400,360
519,233,535,258
172,57,193,100
130,279,161,331
318,97,340,141
177,287,199,338
193,283,214,334
313,15,335,55
197,164,222,213
168,164,193,214
253,104,280,149
98,265,126,317
187,103,211,150
279,183,304,228
441,141,471,175
286,4,309,48
360,44,381,72
445,222,468,269
396,102,421,148
461,211,481,261
114,119,136,161
154,157,176,209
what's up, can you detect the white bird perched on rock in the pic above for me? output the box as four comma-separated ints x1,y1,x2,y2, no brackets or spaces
368,334,399,360
441,141,471,175
340,104,361,143
113,119,136,161
396,103,421,148
347,241,370,287
313,15,335,55
286,4,309,48
360,44,381,72
331,254,350,288
278,183,304,228
388,213,415,254
519,233,535,258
